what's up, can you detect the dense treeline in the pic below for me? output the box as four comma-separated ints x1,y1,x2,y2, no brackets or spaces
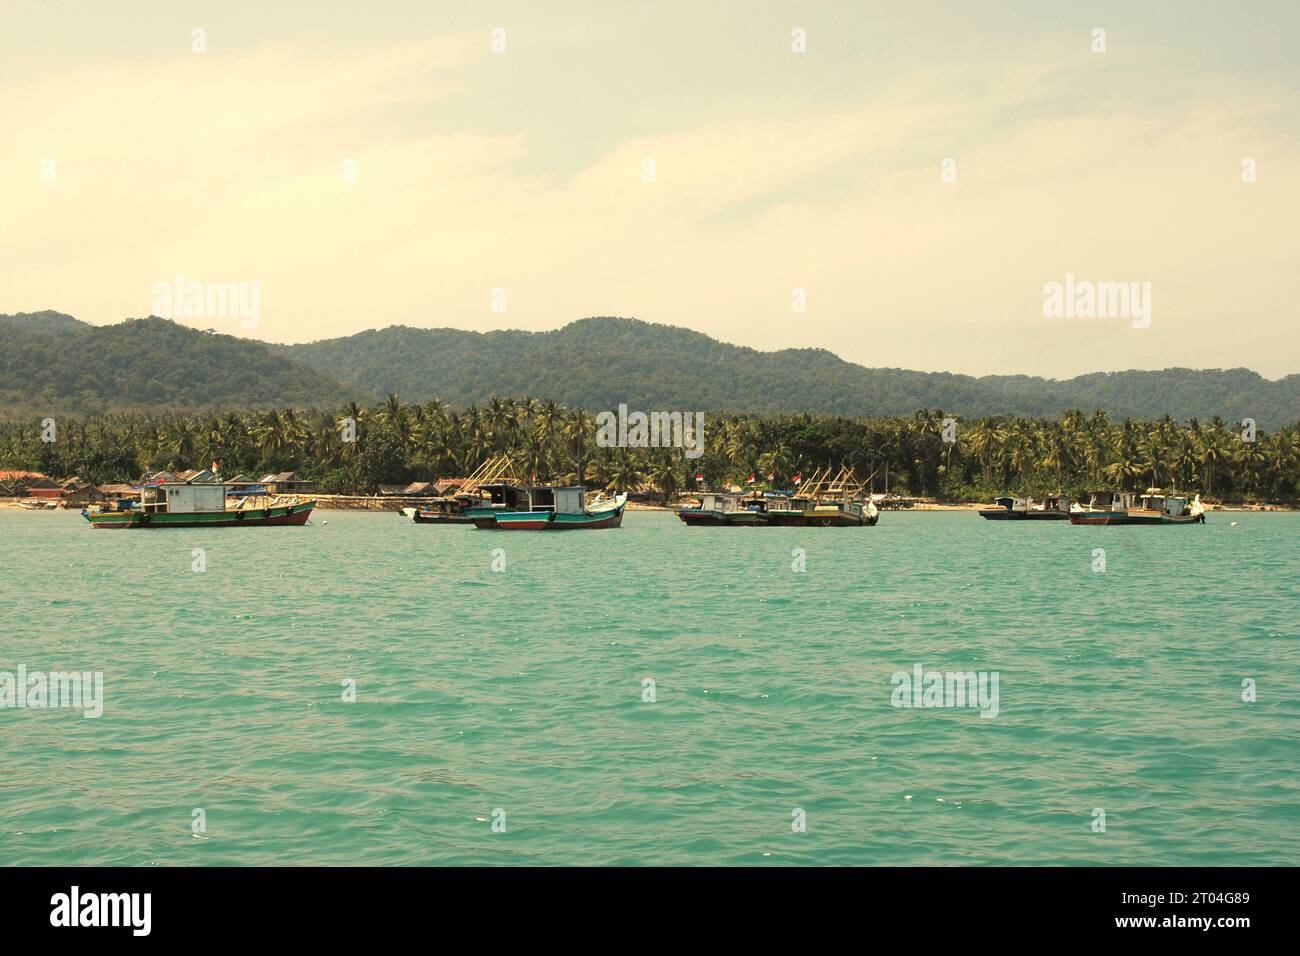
2,397,1297,501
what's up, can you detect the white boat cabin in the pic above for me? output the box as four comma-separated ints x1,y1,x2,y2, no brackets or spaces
1037,495,1072,513
1138,492,1190,516
475,484,591,514
551,487,587,515
696,493,744,513
993,496,1031,512
140,483,227,514
1082,491,1138,512
763,495,809,515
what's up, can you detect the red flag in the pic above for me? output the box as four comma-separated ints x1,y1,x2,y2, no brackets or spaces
695,473,704,481
793,473,802,485
747,473,756,484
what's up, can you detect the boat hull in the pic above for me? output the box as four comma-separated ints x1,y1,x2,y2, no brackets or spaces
676,509,770,525
1069,510,1205,525
808,509,875,527
84,501,315,529
549,507,625,529
477,504,626,530
980,510,1071,520
412,511,474,524
676,510,731,526
680,506,877,526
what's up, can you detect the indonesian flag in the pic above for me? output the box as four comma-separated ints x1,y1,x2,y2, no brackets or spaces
747,473,756,484
793,473,802,485
695,473,704,481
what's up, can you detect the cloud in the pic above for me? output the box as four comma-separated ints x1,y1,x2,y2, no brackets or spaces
2,22,1296,378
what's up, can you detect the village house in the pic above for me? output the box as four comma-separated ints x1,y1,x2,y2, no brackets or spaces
60,485,106,506
175,468,216,483
257,471,316,495
223,474,265,495
96,483,141,503
24,477,65,500
0,470,57,497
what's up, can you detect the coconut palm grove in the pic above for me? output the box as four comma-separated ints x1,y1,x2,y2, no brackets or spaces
1,397,1296,503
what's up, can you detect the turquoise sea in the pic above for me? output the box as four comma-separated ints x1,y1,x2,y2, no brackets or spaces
1,508,1297,866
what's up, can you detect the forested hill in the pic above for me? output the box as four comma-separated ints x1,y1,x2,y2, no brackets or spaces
2,312,1298,424
277,317,1299,425
0,310,91,335
0,314,345,417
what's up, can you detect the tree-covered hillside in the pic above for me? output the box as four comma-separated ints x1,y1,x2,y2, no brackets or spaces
278,317,1300,426
2,312,1298,425
0,310,92,335
0,316,345,417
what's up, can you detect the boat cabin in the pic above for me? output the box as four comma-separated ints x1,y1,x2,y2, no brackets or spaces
1083,491,1137,512
1139,491,1188,516
140,482,227,515
465,482,531,510
467,483,591,514
553,487,590,514
763,494,808,515
696,493,744,513
991,496,1030,512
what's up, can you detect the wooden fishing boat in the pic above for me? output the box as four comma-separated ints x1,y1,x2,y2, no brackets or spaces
1068,489,1206,525
83,482,314,528
472,486,627,530
676,492,769,526
401,498,475,524
762,494,879,526
461,481,529,524
17,499,58,511
979,495,1073,520
679,466,880,527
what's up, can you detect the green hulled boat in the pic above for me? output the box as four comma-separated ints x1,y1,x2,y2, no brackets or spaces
83,482,314,529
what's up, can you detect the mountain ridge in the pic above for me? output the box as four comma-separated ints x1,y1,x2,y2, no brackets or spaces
2,311,1297,424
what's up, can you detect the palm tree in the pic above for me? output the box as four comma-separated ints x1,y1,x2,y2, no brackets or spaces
967,420,1001,486
1199,428,1228,496
605,450,645,492
563,410,594,486
646,452,682,503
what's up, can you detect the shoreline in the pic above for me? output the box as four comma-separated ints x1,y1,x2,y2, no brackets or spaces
5,498,1296,514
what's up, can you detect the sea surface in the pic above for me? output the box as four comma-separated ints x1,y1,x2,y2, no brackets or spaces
1,508,1297,866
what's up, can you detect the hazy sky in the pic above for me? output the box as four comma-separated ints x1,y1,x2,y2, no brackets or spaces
3,1,1297,379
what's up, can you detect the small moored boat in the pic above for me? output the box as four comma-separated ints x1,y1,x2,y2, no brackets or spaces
401,498,475,524
676,492,769,526
762,494,879,526
83,482,314,528
1068,489,1206,525
470,485,627,530
677,466,880,527
979,495,1073,520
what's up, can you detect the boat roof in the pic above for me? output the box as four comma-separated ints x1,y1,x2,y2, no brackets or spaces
476,482,588,492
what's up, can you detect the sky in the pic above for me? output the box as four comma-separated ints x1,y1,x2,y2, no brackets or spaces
2,1,1297,379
